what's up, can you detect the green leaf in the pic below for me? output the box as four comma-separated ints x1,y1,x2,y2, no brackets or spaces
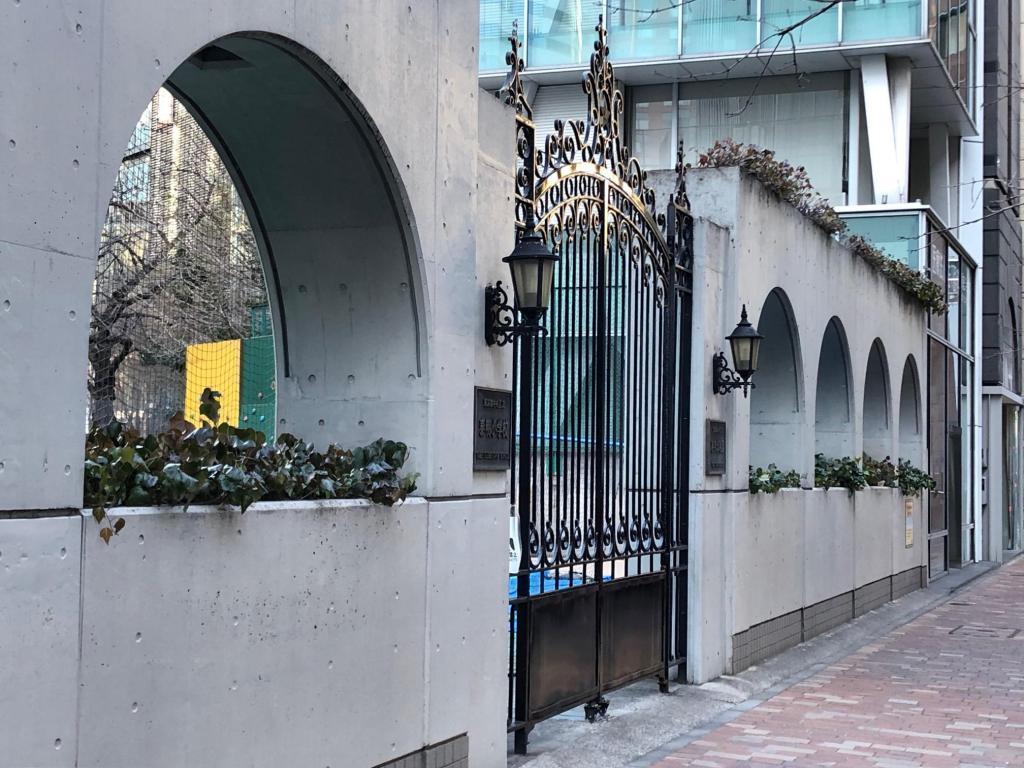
82,413,418,526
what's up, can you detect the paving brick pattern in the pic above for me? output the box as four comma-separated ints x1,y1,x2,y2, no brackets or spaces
654,559,1024,767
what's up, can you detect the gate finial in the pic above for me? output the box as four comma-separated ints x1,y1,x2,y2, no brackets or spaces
498,19,532,119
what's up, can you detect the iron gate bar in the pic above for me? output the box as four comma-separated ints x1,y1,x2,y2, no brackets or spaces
499,17,693,753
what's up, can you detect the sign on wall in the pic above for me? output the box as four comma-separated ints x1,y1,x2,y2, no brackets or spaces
705,420,727,476
905,499,914,548
509,505,522,575
473,387,513,471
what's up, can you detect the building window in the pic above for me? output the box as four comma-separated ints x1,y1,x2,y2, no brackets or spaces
1009,300,1020,393
842,213,922,268
528,0,602,68
843,0,922,43
929,0,975,110
115,156,150,205
628,75,847,198
631,85,675,171
761,0,839,47
676,74,847,202
682,0,757,55
607,0,679,60
480,0,523,72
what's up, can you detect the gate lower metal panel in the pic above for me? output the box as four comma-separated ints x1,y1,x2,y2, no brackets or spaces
527,585,599,721
600,574,664,689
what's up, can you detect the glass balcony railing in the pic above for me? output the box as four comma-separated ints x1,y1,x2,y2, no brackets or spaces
841,209,925,269
480,0,926,72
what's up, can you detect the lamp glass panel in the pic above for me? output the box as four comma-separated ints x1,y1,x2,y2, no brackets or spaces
731,335,754,374
538,259,556,311
510,259,539,310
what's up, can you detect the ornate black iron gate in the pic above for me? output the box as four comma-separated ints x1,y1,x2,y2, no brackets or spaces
499,20,693,753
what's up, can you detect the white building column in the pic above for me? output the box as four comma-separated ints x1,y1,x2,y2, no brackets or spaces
861,55,912,204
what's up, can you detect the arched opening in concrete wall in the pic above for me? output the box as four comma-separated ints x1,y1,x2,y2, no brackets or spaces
898,356,923,466
91,34,424,449
749,288,803,471
89,87,278,435
814,317,854,458
862,339,891,460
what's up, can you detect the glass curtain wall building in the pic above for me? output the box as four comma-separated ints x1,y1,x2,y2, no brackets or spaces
481,1,945,71
926,224,976,572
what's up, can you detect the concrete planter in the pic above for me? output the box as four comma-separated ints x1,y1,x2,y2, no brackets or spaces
804,489,855,606
855,487,900,588
3,497,508,768
735,487,921,634
737,488,806,631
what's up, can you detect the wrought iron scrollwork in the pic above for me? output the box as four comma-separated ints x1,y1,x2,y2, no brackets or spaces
498,20,531,119
531,17,659,221
668,142,695,295
712,351,754,397
484,281,517,346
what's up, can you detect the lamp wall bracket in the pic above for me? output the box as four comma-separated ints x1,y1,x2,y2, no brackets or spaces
712,351,754,397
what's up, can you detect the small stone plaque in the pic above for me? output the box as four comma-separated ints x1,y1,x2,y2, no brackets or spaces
473,387,513,471
705,419,727,476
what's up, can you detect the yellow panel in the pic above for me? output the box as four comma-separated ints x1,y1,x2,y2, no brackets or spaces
184,339,242,427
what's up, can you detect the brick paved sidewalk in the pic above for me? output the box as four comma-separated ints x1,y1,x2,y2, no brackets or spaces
652,559,1024,768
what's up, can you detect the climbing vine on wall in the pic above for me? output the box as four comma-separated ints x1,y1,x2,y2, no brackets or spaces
695,140,947,314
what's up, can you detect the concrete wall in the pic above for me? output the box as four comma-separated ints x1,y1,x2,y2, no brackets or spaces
1,2,516,766
735,489,926,635
1,499,507,768
682,167,929,682
0,0,514,510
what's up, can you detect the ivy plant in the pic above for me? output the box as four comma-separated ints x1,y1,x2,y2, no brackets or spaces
85,389,418,543
749,464,802,494
814,454,868,493
695,140,947,314
863,454,898,488
815,454,935,497
896,459,936,497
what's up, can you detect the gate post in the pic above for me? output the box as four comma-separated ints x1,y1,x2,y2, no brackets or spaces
513,328,534,755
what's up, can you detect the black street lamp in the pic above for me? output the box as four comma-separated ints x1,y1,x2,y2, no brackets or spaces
713,305,764,397
485,214,559,345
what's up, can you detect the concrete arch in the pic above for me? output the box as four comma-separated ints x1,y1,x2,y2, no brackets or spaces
750,288,804,471
814,316,854,458
107,34,428,450
898,355,924,466
862,339,892,460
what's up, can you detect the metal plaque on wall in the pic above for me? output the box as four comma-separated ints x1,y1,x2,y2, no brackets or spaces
473,387,513,471
705,419,727,476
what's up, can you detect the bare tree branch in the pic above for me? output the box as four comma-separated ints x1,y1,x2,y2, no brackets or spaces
89,89,268,429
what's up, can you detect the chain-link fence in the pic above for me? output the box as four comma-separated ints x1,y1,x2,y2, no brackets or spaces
89,88,276,437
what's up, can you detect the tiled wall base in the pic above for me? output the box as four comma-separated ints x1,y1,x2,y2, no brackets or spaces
373,734,469,768
731,567,926,673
